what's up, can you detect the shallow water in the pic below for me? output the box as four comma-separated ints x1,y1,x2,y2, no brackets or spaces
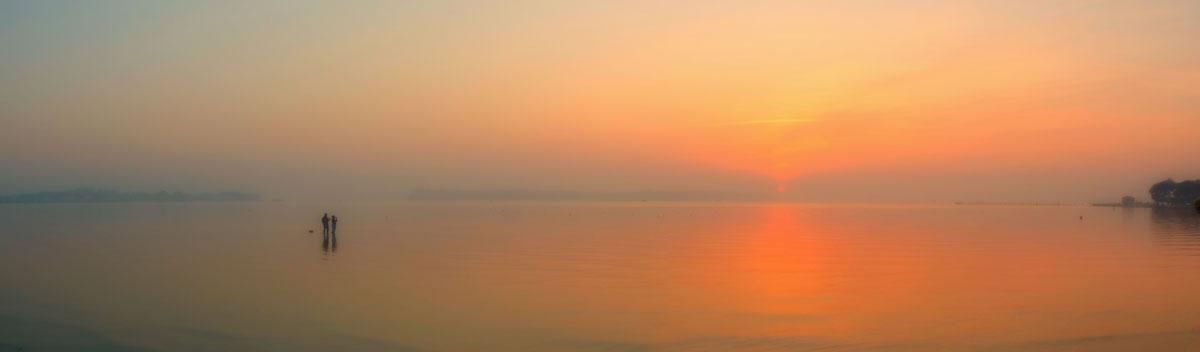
1,202,1199,351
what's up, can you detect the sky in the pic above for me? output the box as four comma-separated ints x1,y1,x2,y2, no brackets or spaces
1,0,1198,202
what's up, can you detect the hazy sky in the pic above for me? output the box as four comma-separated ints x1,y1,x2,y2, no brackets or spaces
2,0,1198,201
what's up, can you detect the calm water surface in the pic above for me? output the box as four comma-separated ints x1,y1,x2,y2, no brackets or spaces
2,202,1200,351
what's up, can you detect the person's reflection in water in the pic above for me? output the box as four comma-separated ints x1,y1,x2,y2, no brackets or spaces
322,231,330,257
320,215,340,258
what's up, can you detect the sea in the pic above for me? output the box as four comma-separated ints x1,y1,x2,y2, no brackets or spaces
2,202,1199,351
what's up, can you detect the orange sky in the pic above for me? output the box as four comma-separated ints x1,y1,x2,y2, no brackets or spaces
1,1,1198,201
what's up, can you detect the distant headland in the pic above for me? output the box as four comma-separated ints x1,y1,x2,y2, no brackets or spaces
1148,179,1200,208
1094,178,1200,210
0,188,261,203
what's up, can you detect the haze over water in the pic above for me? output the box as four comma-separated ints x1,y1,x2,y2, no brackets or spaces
3,202,1199,351
4,1,1200,350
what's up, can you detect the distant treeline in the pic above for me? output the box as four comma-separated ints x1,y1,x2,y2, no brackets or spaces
0,188,260,203
1149,179,1200,207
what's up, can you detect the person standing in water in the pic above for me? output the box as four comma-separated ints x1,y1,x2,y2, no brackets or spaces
321,213,330,235
331,215,339,235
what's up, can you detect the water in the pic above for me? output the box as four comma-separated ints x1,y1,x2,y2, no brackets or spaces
1,202,1199,351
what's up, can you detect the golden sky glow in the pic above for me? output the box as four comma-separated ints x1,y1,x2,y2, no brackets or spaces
1,1,1198,201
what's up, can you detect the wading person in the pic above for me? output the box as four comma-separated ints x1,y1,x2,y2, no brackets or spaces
331,215,339,234
321,213,330,235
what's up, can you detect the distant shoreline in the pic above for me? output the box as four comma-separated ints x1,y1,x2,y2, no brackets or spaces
952,202,1085,206
1090,203,1154,208
0,199,261,204
407,188,763,202
0,189,260,204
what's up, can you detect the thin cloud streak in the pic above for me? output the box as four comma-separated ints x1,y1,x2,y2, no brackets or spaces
705,118,818,127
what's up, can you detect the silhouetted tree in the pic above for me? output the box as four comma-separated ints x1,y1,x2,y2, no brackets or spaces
1150,179,1177,206
1176,180,1200,207
1149,178,1200,207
